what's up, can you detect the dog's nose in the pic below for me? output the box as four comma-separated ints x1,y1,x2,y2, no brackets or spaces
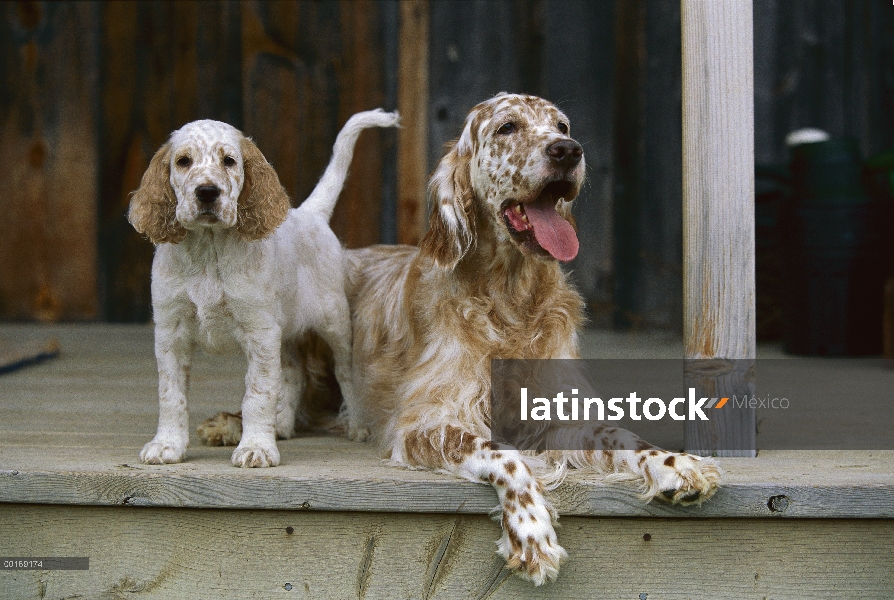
195,185,221,204
546,140,583,168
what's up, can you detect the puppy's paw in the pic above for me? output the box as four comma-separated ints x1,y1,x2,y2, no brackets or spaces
140,438,187,464
197,411,243,446
644,452,721,504
231,440,280,468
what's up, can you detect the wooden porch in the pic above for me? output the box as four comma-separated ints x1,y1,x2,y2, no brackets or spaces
1,324,892,598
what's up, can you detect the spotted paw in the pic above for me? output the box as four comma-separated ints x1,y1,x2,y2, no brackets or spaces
644,451,721,504
496,493,567,585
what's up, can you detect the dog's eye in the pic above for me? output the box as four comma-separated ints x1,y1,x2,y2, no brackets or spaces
497,122,516,135
558,122,569,135
176,156,192,168
223,156,236,167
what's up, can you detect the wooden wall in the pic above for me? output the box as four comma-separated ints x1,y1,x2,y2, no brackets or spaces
0,0,892,325
0,2,100,321
1,0,393,322
93,1,393,322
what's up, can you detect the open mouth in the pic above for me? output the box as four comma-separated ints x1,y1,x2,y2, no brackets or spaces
501,180,579,262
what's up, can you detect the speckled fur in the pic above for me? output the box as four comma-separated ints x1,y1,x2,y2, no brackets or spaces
130,111,398,468
344,95,720,584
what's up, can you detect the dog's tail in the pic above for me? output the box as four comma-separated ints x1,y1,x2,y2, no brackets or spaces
301,109,400,221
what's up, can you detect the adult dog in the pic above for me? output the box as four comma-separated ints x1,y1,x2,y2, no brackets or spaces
129,110,398,468
200,94,720,583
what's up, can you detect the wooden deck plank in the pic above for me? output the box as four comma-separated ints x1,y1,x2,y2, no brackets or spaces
0,338,60,375
1,505,891,600
1,324,893,519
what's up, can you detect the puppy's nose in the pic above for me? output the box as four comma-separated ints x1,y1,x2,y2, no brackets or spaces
546,140,583,168
195,185,221,204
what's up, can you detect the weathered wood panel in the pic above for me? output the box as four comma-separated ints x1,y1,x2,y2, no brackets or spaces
396,0,430,246
611,0,647,331
2,325,893,520
681,0,756,455
610,0,687,332
427,0,530,173
4,447,894,519
1,505,892,599
242,1,388,251
542,0,616,327
0,2,100,321
1,0,892,324
755,0,894,165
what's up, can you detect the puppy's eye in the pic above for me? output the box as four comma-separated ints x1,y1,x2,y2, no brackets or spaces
558,122,569,135
176,156,192,168
223,156,236,167
497,122,516,135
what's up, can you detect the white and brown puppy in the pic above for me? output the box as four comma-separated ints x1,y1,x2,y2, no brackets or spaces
129,110,398,468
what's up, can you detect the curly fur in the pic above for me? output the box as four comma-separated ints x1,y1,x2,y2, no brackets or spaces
129,143,186,244
235,137,290,241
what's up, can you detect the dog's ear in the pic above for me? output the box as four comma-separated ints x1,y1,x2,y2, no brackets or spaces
419,139,476,270
236,137,291,242
128,142,186,245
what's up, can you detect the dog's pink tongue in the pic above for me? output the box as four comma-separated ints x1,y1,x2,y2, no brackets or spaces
525,196,579,262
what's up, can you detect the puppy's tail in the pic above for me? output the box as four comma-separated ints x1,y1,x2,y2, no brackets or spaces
301,109,400,221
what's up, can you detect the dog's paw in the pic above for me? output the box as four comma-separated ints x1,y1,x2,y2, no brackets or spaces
197,412,243,446
140,438,187,464
496,498,567,585
348,423,370,442
643,452,721,504
231,440,280,468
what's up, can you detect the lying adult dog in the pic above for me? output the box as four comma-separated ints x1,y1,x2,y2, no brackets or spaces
129,110,398,468
200,94,720,583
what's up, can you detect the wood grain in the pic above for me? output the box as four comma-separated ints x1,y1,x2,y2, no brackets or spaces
396,0,430,246
333,0,388,250
0,337,59,374
1,325,893,520
1,505,892,599
681,0,756,455
0,3,100,321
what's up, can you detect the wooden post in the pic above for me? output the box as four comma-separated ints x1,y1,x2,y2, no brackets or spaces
681,0,756,457
396,0,430,246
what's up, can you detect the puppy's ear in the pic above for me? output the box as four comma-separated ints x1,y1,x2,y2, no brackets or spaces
128,142,186,245
419,140,476,270
236,137,291,241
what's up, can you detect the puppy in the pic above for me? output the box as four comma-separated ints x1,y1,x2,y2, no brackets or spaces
129,110,399,467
